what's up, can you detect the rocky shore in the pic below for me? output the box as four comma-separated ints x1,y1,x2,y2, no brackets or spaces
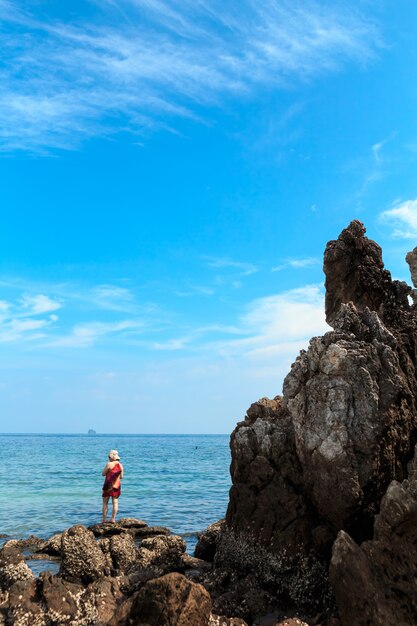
2,220,417,625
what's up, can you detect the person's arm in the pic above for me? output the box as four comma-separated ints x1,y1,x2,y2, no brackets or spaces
120,463,124,479
102,463,110,476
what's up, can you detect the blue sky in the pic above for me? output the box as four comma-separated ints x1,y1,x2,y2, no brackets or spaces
2,0,417,433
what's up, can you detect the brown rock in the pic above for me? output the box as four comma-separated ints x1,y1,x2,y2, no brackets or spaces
195,520,226,562
40,572,83,620
180,553,212,572
208,614,248,625
135,525,170,538
60,524,106,584
110,532,138,571
86,576,124,625
136,534,186,572
330,475,417,626
39,532,62,556
131,572,211,626
226,397,314,555
227,220,417,554
8,579,45,626
0,542,34,591
324,219,410,325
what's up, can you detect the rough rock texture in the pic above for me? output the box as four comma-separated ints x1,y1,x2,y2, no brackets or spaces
89,517,148,537
209,615,248,626
131,572,212,626
60,524,107,583
324,219,411,325
109,532,138,571
0,541,34,590
136,534,186,572
226,397,316,555
330,472,417,626
227,220,417,556
406,245,417,290
39,532,62,556
0,519,212,626
195,520,226,562
7,579,45,626
40,573,84,621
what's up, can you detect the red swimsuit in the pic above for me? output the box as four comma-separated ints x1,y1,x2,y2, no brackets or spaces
102,462,122,498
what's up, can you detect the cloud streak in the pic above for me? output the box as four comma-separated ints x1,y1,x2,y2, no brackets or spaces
380,199,417,239
0,0,380,152
271,257,320,272
204,256,257,276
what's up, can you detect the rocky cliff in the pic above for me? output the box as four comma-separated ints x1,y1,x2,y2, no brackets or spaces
214,220,417,624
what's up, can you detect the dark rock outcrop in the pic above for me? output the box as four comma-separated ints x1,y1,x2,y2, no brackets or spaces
324,219,411,325
226,221,417,558
226,397,316,556
208,220,417,623
330,471,417,626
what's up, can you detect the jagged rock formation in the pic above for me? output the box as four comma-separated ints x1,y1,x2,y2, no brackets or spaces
199,220,417,624
226,221,417,559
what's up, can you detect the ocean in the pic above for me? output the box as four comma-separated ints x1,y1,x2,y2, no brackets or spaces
0,434,231,557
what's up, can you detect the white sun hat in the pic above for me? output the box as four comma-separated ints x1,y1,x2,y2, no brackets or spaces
109,450,120,461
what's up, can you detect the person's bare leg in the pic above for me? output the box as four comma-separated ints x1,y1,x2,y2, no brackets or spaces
110,497,118,522
102,497,109,523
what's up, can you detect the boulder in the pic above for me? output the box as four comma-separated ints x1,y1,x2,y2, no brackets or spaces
195,520,226,562
180,553,212,572
0,542,34,590
109,532,138,571
136,534,186,572
60,524,107,584
88,518,146,537
130,572,211,626
40,532,62,556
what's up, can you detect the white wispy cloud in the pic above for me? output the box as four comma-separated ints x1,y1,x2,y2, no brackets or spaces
45,320,144,348
354,133,397,201
20,294,62,315
0,0,380,152
204,256,257,276
271,257,320,272
151,336,193,351
213,284,329,360
89,284,136,312
380,199,417,239
0,311,58,343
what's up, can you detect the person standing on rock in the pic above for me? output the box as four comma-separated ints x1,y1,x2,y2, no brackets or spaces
102,450,124,523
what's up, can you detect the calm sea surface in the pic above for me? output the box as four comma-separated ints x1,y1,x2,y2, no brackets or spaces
0,434,231,554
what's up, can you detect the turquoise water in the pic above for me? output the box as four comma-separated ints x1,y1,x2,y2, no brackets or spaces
0,434,231,553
